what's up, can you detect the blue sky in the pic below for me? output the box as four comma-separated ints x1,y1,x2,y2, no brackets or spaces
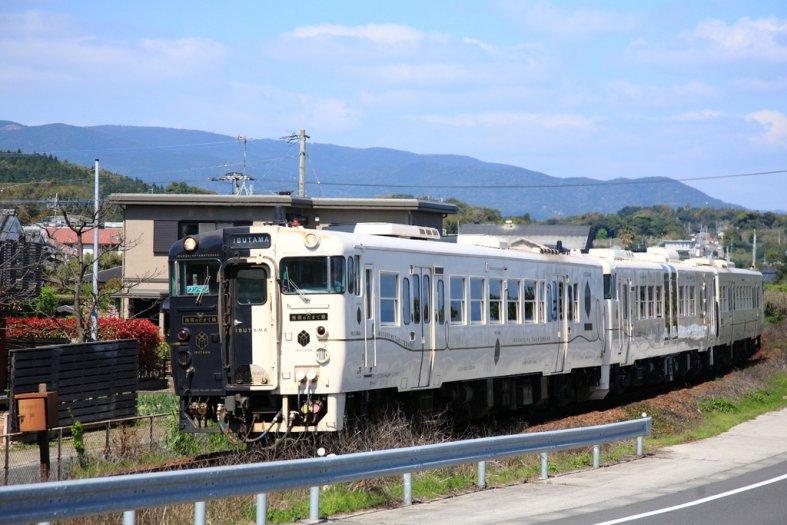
1,1,786,210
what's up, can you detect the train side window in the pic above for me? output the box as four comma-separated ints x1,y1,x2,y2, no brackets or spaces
489,279,503,324
354,256,361,296
523,281,535,322
365,269,373,319
639,286,646,319
655,286,663,318
539,281,546,323
507,280,520,323
423,274,431,324
567,283,574,322
379,273,398,325
347,256,355,295
450,277,465,324
546,282,556,321
437,279,445,324
647,286,654,318
402,277,411,325
412,274,421,324
572,283,579,322
470,278,485,324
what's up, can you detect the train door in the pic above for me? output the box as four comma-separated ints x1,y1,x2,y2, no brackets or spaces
363,264,376,371
619,276,633,362
412,267,434,387
553,274,569,373
225,264,270,386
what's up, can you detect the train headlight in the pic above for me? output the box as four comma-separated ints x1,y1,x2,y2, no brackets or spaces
177,328,191,342
183,237,198,252
304,233,320,249
315,347,330,364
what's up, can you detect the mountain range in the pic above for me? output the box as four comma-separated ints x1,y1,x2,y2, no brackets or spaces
0,120,735,219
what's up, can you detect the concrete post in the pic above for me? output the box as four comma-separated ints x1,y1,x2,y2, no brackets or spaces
256,493,267,525
592,445,600,468
477,461,486,489
309,485,320,523
540,452,549,480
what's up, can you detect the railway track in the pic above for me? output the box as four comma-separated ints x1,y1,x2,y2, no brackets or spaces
116,359,760,477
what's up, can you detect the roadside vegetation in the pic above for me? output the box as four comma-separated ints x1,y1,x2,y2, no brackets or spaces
64,319,787,524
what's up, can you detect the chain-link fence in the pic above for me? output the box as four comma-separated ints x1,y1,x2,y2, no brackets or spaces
1,413,170,485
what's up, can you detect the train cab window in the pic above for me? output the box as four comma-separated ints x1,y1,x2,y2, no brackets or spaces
280,256,346,294
437,279,446,324
523,280,536,322
489,279,503,324
507,280,520,323
402,277,411,325
450,277,465,323
470,278,485,323
176,260,219,296
235,267,268,305
380,273,398,325
423,275,431,324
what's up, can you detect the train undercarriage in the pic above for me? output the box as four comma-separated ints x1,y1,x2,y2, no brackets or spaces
180,336,761,439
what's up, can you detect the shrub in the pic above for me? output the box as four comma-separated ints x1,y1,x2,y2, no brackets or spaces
6,316,164,377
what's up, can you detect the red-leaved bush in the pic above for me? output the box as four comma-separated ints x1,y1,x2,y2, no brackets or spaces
6,316,164,377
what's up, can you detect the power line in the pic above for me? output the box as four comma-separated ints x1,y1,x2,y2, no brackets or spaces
250,169,787,190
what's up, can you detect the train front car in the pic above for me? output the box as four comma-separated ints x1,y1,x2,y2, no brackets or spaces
168,225,348,438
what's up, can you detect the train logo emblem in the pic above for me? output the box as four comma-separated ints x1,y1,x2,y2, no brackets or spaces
195,332,209,351
298,330,310,347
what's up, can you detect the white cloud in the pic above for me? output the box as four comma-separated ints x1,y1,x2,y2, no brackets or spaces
289,23,427,46
630,16,787,63
498,0,638,37
413,111,599,130
734,76,787,92
606,80,717,107
693,17,787,60
0,10,226,83
668,109,725,122
746,110,787,146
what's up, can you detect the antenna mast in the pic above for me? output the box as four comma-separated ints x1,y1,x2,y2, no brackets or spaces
210,135,255,195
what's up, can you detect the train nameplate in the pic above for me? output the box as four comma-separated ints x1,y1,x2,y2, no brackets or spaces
289,313,328,321
182,314,218,324
229,233,271,250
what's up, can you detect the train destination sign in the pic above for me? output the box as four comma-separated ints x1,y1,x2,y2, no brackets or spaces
229,233,271,250
290,313,328,321
182,314,218,324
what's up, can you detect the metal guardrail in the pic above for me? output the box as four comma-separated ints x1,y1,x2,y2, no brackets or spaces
0,417,651,525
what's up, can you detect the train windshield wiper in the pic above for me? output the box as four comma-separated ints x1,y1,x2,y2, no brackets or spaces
283,274,310,304
196,274,210,305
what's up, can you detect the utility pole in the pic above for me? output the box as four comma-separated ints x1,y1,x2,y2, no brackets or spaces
298,129,309,197
91,159,99,342
752,229,757,269
281,129,310,196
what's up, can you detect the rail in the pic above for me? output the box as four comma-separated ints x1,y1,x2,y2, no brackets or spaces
0,416,651,524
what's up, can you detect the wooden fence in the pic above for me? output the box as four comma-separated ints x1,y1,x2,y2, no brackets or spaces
8,340,138,430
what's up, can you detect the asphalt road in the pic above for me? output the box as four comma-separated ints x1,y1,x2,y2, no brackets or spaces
550,460,787,525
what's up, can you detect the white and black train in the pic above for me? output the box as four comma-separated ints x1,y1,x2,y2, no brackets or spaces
167,223,763,436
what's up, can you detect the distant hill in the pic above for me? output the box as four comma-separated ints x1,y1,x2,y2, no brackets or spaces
0,121,736,218
0,151,211,221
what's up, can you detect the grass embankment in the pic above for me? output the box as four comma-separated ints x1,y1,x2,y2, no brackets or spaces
73,321,787,524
